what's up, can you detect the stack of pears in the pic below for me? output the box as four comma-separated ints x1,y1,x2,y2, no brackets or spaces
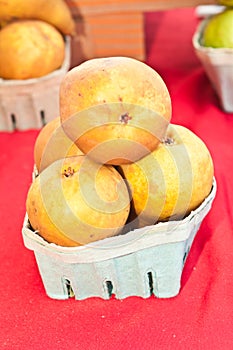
26,57,214,247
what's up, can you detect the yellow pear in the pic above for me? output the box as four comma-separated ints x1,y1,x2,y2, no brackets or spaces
0,0,75,35
26,156,130,247
0,20,66,79
34,117,83,173
59,57,172,166
118,124,214,229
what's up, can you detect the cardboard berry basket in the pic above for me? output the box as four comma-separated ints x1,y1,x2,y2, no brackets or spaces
22,178,216,300
0,37,71,132
193,18,233,113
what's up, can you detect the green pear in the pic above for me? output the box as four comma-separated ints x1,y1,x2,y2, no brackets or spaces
217,0,233,6
202,9,233,48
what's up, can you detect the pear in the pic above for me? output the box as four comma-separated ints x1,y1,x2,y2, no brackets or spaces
0,20,65,79
26,156,130,246
118,124,214,229
0,0,75,35
59,57,172,166
34,117,83,173
217,0,233,6
202,9,233,48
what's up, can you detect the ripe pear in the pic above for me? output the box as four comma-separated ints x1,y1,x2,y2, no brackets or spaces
26,156,130,246
34,117,83,173
118,124,214,229
59,57,172,166
0,0,75,35
0,20,65,79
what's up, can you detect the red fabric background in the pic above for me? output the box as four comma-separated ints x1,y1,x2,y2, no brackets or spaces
0,8,232,349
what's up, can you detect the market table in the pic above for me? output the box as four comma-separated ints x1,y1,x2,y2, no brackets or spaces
0,7,232,350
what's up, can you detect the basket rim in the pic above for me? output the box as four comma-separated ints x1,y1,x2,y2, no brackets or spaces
22,178,217,263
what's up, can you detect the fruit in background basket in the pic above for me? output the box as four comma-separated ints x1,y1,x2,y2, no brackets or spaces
34,117,83,173
0,19,8,30
118,124,214,229
26,156,130,247
0,20,65,79
0,0,75,35
202,9,233,48
218,0,233,5
59,56,172,165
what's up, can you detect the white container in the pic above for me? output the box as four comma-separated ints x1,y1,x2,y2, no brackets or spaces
0,37,71,132
22,178,217,300
193,19,233,113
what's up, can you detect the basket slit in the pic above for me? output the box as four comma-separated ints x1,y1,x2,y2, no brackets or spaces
183,246,190,265
11,114,17,130
62,278,74,298
104,280,114,298
147,271,154,295
40,110,46,126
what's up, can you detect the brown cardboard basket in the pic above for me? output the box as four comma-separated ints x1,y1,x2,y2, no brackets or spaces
0,37,71,132
22,177,216,300
193,18,233,113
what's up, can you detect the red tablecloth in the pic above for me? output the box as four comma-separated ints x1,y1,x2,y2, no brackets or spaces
0,8,232,350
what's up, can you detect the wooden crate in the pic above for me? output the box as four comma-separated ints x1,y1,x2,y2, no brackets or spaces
65,0,218,66
65,0,217,16
70,11,145,67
